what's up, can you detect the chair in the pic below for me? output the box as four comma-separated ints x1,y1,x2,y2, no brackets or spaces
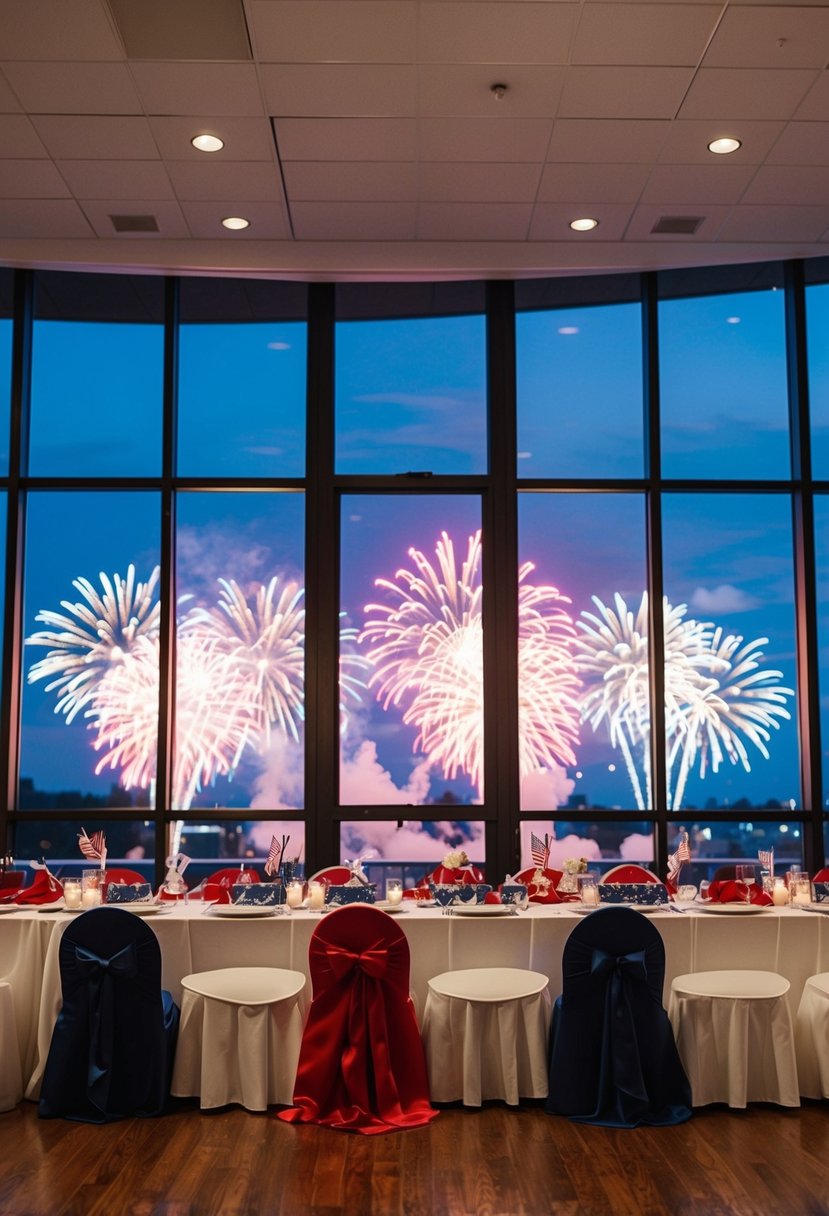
279,905,437,1134
422,968,551,1106
308,866,353,886
601,864,660,884
197,866,263,904
811,868,829,883
171,967,306,1111
38,907,179,1123
669,971,799,1108
547,907,691,1127
710,864,760,883
101,867,147,897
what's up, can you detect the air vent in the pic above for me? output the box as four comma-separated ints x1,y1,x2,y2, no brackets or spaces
651,216,704,235
109,214,159,233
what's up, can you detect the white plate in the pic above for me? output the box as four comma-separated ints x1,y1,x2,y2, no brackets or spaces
694,902,772,914
118,903,169,916
211,904,279,918
574,904,668,915
0,904,21,913
374,902,409,914
799,903,829,914
450,904,515,916
38,903,81,913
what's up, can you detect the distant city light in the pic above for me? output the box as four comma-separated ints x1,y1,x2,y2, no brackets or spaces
558,326,580,335
726,317,741,324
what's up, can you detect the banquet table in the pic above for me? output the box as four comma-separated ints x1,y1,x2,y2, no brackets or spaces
4,902,829,1103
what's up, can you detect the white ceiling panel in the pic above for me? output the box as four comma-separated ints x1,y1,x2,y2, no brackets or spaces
0,198,94,237
703,7,829,69
283,161,419,201
31,116,159,160
418,117,553,161
0,0,124,60
167,161,282,203
0,160,71,199
640,162,755,203
538,161,651,202
657,118,786,162
546,119,670,163
0,71,21,114
250,1,416,63
418,202,532,240
416,65,565,118
149,117,275,161
558,67,695,119
718,204,829,241
794,73,829,121
765,121,829,163
276,118,418,161
528,202,636,241
180,199,292,240
261,64,417,118
418,162,542,202
572,4,721,66
130,64,264,118
740,164,829,204
624,203,730,239
0,115,49,158
679,68,817,119
79,198,190,239
55,159,174,200
0,62,140,116
291,200,417,240
417,2,577,64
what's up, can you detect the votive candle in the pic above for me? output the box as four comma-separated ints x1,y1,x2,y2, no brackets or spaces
308,881,325,910
286,881,304,909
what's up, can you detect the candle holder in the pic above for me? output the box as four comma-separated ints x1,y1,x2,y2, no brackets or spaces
63,878,82,910
386,879,403,906
81,869,103,908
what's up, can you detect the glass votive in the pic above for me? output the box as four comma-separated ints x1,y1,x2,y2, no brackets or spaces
578,873,599,906
676,883,698,903
63,878,82,910
81,869,103,908
308,880,325,910
791,876,812,907
285,880,304,909
772,877,790,907
386,879,403,906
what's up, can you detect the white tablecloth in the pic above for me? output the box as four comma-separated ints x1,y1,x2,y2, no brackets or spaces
4,902,829,1102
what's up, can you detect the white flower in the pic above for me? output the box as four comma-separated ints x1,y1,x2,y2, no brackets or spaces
443,849,469,870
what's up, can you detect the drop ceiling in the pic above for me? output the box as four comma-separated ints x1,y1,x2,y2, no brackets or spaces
0,0,828,282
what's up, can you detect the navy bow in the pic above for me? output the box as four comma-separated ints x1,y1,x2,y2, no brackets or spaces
590,946,649,1103
75,942,138,1114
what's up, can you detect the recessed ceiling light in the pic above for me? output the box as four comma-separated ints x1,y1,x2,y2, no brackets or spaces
221,216,250,231
191,134,224,153
570,217,598,232
708,137,741,155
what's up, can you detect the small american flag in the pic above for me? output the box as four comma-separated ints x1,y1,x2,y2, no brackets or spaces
78,828,106,867
758,848,774,874
667,832,691,882
530,832,550,870
264,835,283,878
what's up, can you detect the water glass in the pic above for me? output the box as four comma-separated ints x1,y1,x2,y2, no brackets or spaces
578,873,599,907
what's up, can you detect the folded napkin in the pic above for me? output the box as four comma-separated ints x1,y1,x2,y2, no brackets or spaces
516,868,563,904
427,864,484,886
14,868,63,905
705,879,773,906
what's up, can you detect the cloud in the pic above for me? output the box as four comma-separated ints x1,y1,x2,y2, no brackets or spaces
340,739,432,807
249,734,304,811
547,834,602,867
618,832,655,862
690,584,759,615
341,816,484,863
520,765,575,811
354,392,464,411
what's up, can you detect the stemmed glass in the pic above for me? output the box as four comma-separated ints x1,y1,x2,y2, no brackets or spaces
736,864,756,903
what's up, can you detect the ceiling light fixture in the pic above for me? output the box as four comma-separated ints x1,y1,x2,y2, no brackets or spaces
570,217,598,232
491,83,507,100
707,137,741,155
221,216,250,230
191,134,224,153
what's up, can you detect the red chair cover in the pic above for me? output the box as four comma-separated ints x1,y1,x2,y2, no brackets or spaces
602,864,661,884
279,905,438,1135
308,867,353,886
813,868,829,883
14,869,63,905
514,867,564,904
198,867,263,905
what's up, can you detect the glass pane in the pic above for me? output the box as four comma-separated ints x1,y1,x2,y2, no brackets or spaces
340,819,485,890
807,281,829,478
341,495,483,805
21,491,160,809
662,493,799,811
519,493,649,811
13,818,155,881
519,819,654,871
178,277,307,477
171,818,306,885
174,491,305,811
30,272,164,476
816,495,829,810
0,269,11,475
516,301,643,477
673,819,802,885
659,284,789,479
335,310,487,475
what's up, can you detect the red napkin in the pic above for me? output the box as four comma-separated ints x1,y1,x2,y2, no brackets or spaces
706,879,773,906
14,869,63,905
514,867,563,904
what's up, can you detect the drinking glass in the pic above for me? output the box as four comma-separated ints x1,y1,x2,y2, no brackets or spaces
386,879,403,906
735,864,755,902
578,873,599,907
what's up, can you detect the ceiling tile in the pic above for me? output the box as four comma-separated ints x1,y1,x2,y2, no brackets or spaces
641,163,755,204
0,160,70,199
283,161,418,201
538,162,650,202
55,159,174,200
167,161,282,202
678,68,817,119
261,64,416,118
0,0,123,59
31,116,159,160
624,203,730,239
417,202,532,240
766,121,829,164
149,116,275,161
418,2,576,64
718,204,829,242
418,162,542,202
179,199,292,239
251,1,416,62
703,6,829,69
0,69,23,113
79,198,190,239
657,118,786,163
0,114,48,158
546,119,669,163
417,65,564,118
291,200,417,240
558,67,694,119
418,117,553,161
130,64,264,118
0,198,94,237
276,118,418,161
109,0,251,60
1,63,141,116
794,73,829,121
572,4,720,66
528,202,635,241
741,164,829,205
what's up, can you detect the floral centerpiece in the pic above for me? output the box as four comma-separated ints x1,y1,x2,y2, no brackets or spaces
557,856,588,895
429,849,482,886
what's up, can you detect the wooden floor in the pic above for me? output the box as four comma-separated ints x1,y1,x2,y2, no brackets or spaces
1,1099,829,1216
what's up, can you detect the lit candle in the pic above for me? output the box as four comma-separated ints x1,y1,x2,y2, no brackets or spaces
793,887,812,907
386,880,403,906
581,884,599,907
286,881,304,909
81,887,101,908
772,879,789,907
63,880,82,910
308,881,325,910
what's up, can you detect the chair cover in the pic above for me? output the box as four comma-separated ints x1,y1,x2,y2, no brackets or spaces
308,866,353,886
100,867,147,896
38,908,179,1123
0,871,26,903
812,868,829,883
547,907,692,1128
602,864,660,884
199,867,263,904
279,905,438,1135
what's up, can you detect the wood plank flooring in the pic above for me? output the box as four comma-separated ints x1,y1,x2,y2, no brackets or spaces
1,1099,829,1216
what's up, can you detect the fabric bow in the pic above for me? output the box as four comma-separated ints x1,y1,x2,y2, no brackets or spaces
326,940,389,982
75,942,138,1114
590,947,649,1103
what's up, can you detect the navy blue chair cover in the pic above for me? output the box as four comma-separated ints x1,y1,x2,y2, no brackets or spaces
38,907,179,1123
547,907,692,1127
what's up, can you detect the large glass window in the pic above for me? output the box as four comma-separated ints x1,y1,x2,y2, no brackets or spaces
807,278,829,479
0,269,12,476
339,818,485,891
